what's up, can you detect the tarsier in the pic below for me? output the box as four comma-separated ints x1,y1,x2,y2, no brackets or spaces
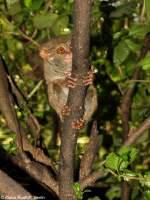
39,36,97,129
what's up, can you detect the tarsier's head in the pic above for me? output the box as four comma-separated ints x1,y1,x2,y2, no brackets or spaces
42,36,72,64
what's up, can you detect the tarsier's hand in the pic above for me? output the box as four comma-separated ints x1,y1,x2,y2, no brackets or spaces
65,69,94,89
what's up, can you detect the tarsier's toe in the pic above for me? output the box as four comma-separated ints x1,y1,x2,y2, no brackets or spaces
61,105,71,116
83,69,94,86
71,118,85,129
65,72,77,88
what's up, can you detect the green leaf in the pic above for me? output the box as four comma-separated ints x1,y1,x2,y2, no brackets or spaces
130,148,138,162
145,0,150,22
139,52,150,71
143,172,150,188
88,197,101,200
129,24,150,38
24,0,32,8
31,0,44,11
118,147,138,163
51,15,69,35
0,16,14,32
7,2,21,15
144,190,150,199
73,183,83,200
124,39,140,52
124,169,137,177
106,186,121,200
105,153,129,172
73,183,81,192
113,40,130,66
33,13,58,29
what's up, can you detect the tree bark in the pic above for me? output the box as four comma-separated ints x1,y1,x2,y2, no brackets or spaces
59,1,93,199
0,169,32,199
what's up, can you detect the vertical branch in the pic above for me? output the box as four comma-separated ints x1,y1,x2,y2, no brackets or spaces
121,32,150,141
59,1,93,200
121,33,150,200
0,57,23,151
79,121,100,181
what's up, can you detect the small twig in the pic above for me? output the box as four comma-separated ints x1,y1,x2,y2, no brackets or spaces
5,31,40,47
80,170,104,191
27,79,43,100
140,0,145,22
109,168,150,182
126,79,150,83
123,117,150,146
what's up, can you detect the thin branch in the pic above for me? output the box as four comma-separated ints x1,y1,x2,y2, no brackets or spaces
0,56,23,151
8,75,41,142
80,170,104,191
79,121,100,181
0,56,57,174
59,1,93,199
126,79,150,83
22,139,57,173
6,30,40,47
121,32,150,141
9,153,59,196
0,169,32,198
27,79,43,100
120,28,150,200
123,117,150,146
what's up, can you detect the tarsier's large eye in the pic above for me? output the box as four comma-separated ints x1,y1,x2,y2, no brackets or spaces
56,47,66,55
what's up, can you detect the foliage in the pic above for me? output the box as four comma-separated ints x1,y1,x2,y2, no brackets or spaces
73,183,90,200
0,0,150,199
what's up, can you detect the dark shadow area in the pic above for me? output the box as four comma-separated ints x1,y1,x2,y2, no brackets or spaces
0,147,58,200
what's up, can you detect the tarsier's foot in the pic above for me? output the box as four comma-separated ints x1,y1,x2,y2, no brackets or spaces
39,47,50,60
65,71,77,88
71,118,85,130
83,69,94,86
61,105,71,116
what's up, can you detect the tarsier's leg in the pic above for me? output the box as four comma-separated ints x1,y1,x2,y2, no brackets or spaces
63,69,94,129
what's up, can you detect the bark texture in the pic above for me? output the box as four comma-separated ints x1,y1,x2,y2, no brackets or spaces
59,1,93,199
